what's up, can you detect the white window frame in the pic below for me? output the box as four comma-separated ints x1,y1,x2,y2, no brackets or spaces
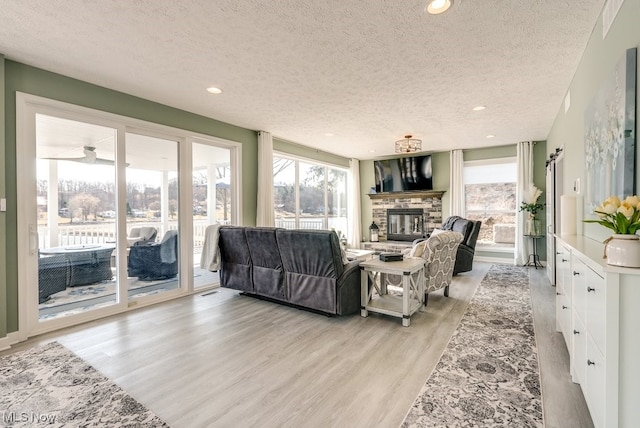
463,157,517,252
273,152,349,235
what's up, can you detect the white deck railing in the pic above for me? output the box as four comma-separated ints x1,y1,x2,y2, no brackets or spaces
39,217,346,250
39,220,212,251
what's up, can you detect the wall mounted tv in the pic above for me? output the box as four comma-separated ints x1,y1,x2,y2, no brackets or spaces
374,155,433,193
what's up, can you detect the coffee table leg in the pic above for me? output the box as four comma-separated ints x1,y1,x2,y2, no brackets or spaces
402,272,410,326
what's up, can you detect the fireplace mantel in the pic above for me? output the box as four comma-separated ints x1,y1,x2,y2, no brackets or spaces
367,190,445,200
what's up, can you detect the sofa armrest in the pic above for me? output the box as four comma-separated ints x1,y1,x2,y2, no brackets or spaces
335,260,362,315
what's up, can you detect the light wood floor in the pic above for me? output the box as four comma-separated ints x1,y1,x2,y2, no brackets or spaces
3,262,593,427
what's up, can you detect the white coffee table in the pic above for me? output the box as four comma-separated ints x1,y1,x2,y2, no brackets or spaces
360,257,425,326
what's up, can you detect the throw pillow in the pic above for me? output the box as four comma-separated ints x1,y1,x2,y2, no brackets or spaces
430,228,445,237
408,240,427,258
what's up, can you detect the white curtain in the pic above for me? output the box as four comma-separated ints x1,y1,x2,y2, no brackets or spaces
515,141,535,265
449,149,465,217
256,131,275,227
348,158,362,248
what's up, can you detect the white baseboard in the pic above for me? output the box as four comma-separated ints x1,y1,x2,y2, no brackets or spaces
475,256,547,267
475,256,515,265
0,331,20,351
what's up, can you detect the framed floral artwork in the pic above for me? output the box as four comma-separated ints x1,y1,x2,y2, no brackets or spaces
584,47,637,214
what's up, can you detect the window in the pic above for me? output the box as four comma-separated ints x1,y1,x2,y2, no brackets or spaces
273,155,349,237
463,158,517,249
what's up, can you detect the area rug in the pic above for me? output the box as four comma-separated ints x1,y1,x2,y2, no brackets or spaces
402,264,543,427
0,342,169,427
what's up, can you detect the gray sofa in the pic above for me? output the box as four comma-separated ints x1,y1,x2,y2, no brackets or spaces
218,226,361,315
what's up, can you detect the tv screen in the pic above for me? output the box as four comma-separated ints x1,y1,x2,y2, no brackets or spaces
374,155,433,193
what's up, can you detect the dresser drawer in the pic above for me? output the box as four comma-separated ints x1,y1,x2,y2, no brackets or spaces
558,294,572,351
585,268,606,355
571,313,586,384
572,258,588,323
585,333,605,428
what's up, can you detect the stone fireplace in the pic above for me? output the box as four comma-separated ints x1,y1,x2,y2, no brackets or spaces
366,190,445,250
386,208,424,241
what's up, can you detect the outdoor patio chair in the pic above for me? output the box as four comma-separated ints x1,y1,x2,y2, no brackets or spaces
126,226,157,247
127,230,178,280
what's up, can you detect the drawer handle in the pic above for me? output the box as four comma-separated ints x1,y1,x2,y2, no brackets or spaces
573,330,580,335
587,359,595,366
556,292,561,296
587,287,595,293
572,271,580,276
562,258,568,262
562,305,568,309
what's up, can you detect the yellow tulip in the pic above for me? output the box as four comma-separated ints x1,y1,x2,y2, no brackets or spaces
595,204,607,218
604,196,621,208
624,195,640,206
602,202,618,215
617,201,635,219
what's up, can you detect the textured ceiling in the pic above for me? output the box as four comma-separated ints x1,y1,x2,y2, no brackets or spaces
0,0,605,159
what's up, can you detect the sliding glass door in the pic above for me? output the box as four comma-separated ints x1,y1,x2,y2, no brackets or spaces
192,142,230,289
125,132,180,300
34,114,120,321
17,94,240,337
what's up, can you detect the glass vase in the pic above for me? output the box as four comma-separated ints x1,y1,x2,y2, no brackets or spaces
525,217,542,236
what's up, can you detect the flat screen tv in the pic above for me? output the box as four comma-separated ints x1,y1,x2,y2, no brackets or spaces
374,155,433,193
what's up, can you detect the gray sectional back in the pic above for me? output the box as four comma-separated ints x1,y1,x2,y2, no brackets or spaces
217,226,344,313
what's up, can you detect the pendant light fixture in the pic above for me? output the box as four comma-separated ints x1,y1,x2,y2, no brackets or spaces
395,135,422,153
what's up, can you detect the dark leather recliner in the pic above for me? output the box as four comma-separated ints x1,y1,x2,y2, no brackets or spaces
441,216,481,275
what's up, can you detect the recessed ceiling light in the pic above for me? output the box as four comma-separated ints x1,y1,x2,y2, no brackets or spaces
206,86,222,94
486,134,495,139
324,133,334,137
473,105,486,111
426,0,452,15
369,149,376,153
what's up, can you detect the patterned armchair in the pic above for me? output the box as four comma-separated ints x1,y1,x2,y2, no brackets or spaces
405,230,463,305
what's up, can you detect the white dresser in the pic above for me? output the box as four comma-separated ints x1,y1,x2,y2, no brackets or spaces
555,235,640,428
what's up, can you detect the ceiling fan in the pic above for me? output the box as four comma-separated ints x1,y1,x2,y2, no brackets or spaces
45,146,116,165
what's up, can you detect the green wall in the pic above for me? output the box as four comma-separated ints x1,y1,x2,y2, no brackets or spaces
1,54,7,340
2,60,261,335
274,138,350,167
547,0,640,243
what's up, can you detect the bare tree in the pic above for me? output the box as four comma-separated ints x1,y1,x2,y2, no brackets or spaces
68,193,100,222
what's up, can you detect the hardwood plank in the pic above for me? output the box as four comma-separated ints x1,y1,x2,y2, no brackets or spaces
1,262,593,427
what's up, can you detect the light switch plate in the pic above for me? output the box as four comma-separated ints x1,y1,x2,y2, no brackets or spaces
0,198,6,212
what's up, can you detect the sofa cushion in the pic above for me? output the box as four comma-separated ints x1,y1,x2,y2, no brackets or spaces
219,226,253,292
245,227,285,300
276,229,344,313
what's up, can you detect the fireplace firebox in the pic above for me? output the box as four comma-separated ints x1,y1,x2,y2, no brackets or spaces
386,208,425,241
